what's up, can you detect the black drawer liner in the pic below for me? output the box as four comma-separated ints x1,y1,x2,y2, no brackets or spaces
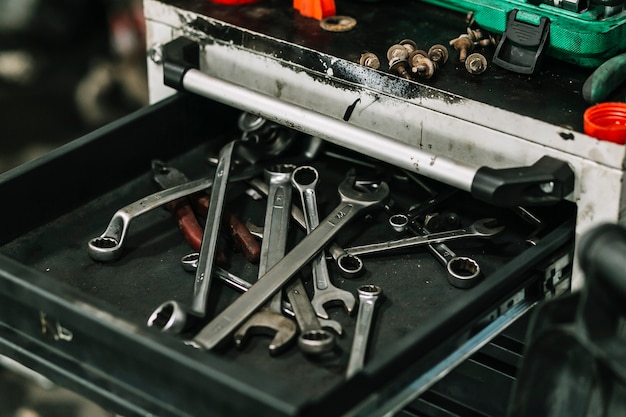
0,93,575,417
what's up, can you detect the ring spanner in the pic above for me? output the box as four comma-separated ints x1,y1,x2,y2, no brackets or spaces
192,170,389,350
147,140,237,334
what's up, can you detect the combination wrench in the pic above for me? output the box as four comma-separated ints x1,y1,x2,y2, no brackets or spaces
346,285,382,378
291,166,356,319
191,170,389,350
180,253,342,335
233,164,298,354
147,140,237,334
248,177,364,278
344,218,505,257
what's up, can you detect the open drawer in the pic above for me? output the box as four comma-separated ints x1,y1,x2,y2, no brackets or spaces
0,92,575,416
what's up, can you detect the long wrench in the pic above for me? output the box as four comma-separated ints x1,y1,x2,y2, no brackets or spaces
233,164,297,354
180,252,342,335
192,170,389,350
147,140,237,334
346,285,382,378
344,218,504,257
291,166,355,319
248,178,364,278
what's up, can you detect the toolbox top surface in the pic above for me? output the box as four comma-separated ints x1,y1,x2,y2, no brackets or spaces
147,0,626,132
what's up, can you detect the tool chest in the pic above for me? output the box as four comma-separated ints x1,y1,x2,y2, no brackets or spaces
1,0,626,416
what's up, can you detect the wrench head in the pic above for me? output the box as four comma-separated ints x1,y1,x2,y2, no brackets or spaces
298,329,335,355
291,165,319,193
338,169,390,208
147,300,195,335
336,253,365,279
233,311,297,355
311,290,356,319
87,236,123,262
469,218,506,237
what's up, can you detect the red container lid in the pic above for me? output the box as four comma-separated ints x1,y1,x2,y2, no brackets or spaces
584,102,626,144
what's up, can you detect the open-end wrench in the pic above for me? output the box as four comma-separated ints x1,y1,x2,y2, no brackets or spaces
180,252,343,335
291,166,355,319
147,140,237,334
233,164,298,354
344,218,505,257
248,178,364,278
285,278,335,355
192,170,389,350
346,285,382,378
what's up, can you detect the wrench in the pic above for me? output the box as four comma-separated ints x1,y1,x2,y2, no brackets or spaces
291,166,356,319
346,285,382,378
248,177,364,278
87,159,263,263
233,164,298,354
180,252,343,335
285,278,335,355
344,218,505,257
147,140,237,334
192,170,389,350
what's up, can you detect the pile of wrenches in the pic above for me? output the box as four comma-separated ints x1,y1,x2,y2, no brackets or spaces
87,139,505,377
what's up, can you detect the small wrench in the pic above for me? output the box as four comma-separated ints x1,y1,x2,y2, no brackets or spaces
346,285,382,378
344,218,505,257
285,278,335,355
87,159,263,263
291,166,355,319
180,252,343,335
248,177,364,278
147,140,237,334
192,170,389,350
233,164,298,354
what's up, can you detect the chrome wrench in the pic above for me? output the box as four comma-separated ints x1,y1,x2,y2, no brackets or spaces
344,218,505,257
291,166,356,319
147,140,237,334
285,278,335,355
180,252,342,335
346,284,382,378
233,164,298,354
248,177,364,278
192,170,389,350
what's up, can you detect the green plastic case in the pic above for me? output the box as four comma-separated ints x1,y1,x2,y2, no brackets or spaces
421,0,626,68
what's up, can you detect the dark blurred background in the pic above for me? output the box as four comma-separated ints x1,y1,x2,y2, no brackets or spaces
0,0,148,415
0,0,148,173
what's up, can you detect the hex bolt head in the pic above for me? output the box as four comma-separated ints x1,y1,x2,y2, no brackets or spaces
387,44,409,62
465,52,488,74
399,39,418,54
449,34,474,63
428,44,449,67
359,52,380,69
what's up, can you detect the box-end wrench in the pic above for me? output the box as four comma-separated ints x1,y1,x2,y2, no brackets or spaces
147,140,237,334
192,170,389,350
344,218,505,257
233,164,297,354
285,278,335,355
248,178,364,278
87,159,264,263
291,166,355,319
180,252,343,335
346,285,382,378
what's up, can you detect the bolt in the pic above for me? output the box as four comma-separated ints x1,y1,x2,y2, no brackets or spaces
465,53,488,74
408,50,436,79
399,39,418,55
449,34,474,63
428,44,449,67
148,43,163,64
387,44,411,80
359,52,380,69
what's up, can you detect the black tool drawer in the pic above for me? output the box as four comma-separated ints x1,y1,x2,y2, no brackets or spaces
0,92,575,417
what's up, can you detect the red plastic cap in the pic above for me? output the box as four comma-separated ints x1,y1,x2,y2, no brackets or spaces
584,102,626,144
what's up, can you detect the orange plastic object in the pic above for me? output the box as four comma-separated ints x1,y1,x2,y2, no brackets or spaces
294,0,336,20
584,102,626,144
210,0,258,4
